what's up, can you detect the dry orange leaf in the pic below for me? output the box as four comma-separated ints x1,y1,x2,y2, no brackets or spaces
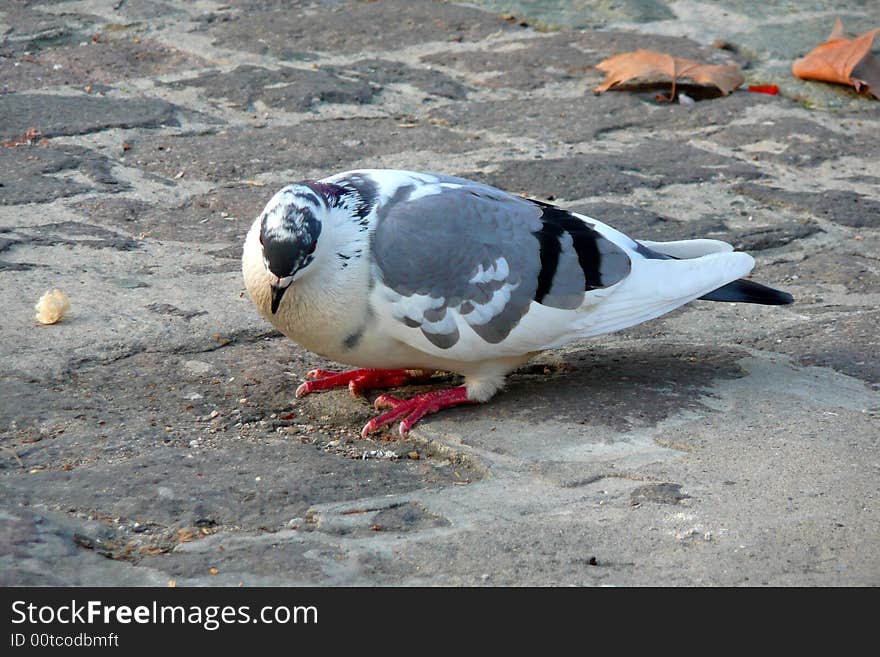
792,18,880,99
594,50,744,98
3,127,42,148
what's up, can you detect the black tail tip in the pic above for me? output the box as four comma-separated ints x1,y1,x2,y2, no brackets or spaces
773,290,795,305
700,279,794,305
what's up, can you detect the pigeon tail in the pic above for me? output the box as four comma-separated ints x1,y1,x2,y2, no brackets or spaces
569,251,755,339
636,238,793,305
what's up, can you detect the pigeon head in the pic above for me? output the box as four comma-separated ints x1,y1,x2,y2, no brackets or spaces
259,184,325,313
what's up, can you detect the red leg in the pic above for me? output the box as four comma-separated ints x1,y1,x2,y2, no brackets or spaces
361,386,472,438
295,368,430,398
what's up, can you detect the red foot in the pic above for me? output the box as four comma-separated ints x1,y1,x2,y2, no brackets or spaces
295,368,427,398
361,386,472,438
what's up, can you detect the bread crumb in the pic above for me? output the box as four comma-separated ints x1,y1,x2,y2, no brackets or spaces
35,289,70,324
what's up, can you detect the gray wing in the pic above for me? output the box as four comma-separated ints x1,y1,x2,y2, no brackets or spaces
371,180,631,349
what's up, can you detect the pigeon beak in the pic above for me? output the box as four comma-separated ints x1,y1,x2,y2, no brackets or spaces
270,283,289,314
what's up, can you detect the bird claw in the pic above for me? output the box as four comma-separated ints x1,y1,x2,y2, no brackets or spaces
295,371,468,436
373,394,402,410
295,368,410,398
296,369,347,397
296,368,430,399
360,387,471,438
305,369,335,379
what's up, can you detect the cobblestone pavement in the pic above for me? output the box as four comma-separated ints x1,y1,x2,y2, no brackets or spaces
1,0,878,585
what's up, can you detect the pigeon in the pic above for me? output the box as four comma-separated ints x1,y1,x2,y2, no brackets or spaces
242,169,792,437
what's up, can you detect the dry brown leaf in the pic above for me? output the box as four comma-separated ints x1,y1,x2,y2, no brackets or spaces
792,18,880,99
594,50,744,98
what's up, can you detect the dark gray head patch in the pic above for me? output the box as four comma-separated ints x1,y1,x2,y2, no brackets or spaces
260,185,323,278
